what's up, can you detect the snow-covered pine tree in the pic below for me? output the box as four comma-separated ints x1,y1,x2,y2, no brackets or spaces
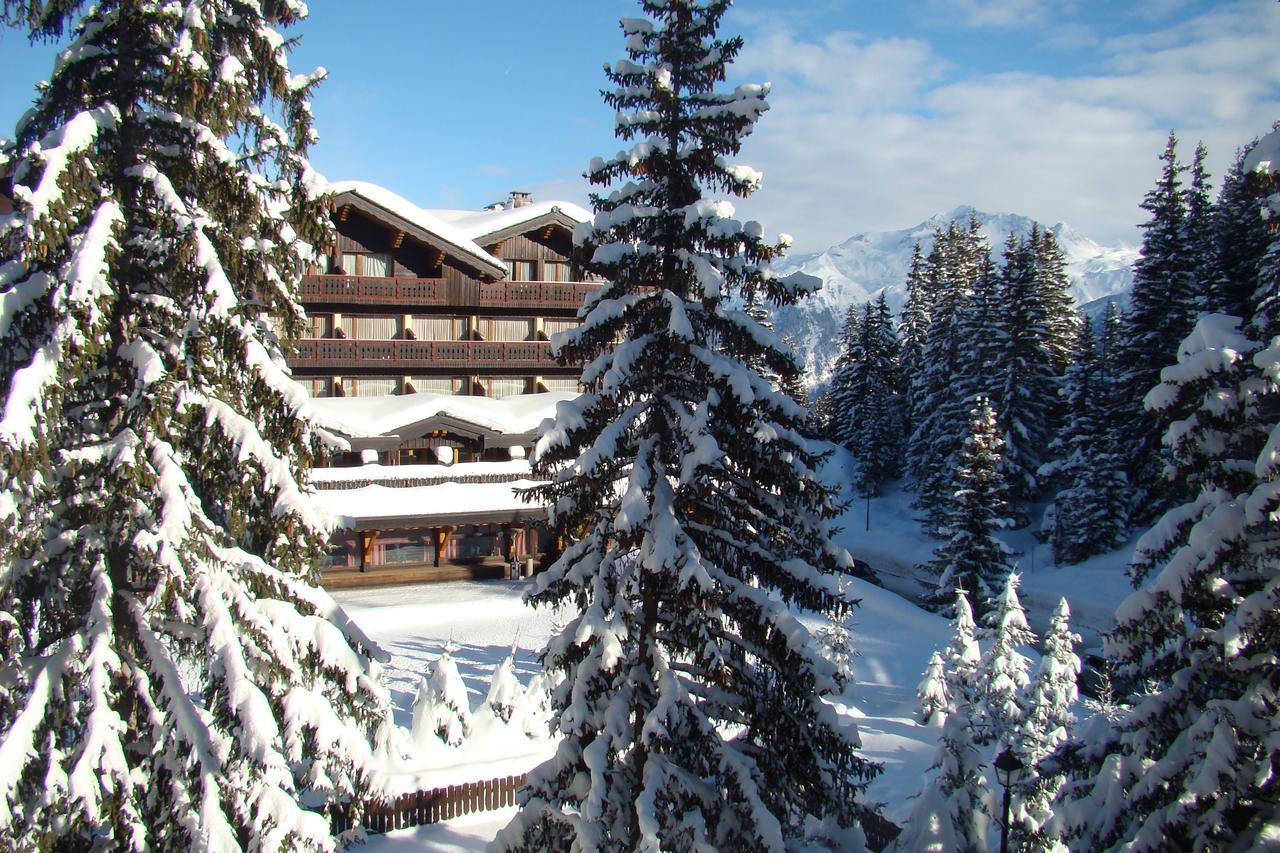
894,687,991,852
1049,315,1129,564
1054,125,1280,850
992,229,1057,513
917,651,950,726
486,647,524,724
1030,226,1078,376
1184,141,1216,309
815,578,858,689
0,3,393,848
897,240,930,443
1116,131,1198,519
825,302,865,449
943,589,982,712
1011,598,1080,849
412,645,473,747
920,397,1016,616
978,572,1034,748
908,222,994,525
493,4,888,849
1206,142,1273,318
845,293,905,496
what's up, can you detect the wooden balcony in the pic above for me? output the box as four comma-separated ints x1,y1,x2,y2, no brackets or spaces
291,338,561,369
300,275,602,310
301,275,447,306
477,280,602,309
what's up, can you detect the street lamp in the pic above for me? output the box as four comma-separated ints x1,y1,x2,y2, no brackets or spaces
994,747,1027,853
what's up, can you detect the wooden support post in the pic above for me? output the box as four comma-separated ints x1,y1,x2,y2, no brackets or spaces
357,530,379,572
431,526,455,568
501,523,514,562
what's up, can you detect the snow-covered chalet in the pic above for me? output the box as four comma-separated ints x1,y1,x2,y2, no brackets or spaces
293,182,596,588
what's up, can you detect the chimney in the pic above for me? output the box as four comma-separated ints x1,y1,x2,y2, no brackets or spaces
508,191,533,209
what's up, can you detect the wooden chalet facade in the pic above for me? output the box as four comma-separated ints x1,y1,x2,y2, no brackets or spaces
291,181,598,400
292,182,596,588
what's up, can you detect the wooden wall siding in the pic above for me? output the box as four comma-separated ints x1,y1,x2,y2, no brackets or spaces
444,257,482,306
493,228,573,261
334,212,439,278
329,775,527,836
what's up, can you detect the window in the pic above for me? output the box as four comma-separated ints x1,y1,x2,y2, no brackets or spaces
540,377,581,393
319,544,348,568
477,317,531,342
345,377,398,397
544,261,571,282
341,252,392,277
411,315,465,341
303,377,333,398
477,376,528,398
349,315,398,340
409,376,467,395
303,314,331,339
383,541,431,565
542,318,580,339
506,260,536,281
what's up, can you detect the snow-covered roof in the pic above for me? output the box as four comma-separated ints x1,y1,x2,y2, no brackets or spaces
327,180,506,277
309,390,576,441
326,180,590,274
431,200,593,243
315,479,546,530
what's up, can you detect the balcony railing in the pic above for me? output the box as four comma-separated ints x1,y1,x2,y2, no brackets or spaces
477,281,601,309
291,338,562,369
300,275,602,310
301,275,447,306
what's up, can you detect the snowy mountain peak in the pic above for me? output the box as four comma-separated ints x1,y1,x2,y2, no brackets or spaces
773,208,1138,385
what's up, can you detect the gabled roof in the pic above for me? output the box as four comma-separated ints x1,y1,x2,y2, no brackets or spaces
432,200,593,245
309,390,577,444
325,180,591,276
327,180,508,278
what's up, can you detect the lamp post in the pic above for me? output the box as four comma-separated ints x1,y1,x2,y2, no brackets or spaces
994,747,1026,853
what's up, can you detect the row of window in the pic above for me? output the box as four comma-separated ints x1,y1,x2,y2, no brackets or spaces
303,314,581,342
322,524,520,569
330,252,572,283
302,376,582,399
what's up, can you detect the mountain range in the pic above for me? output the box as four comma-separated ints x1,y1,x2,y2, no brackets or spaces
771,206,1139,385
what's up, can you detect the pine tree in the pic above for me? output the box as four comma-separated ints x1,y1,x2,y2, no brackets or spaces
1031,226,1078,375
1049,315,1129,564
0,3,392,848
992,229,1058,512
1017,598,1079,765
1206,143,1273,318
907,222,995,525
895,685,991,852
831,294,905,495
921,398,1016,616
825,303,864,450
1185,141,1216,309
943,589,982,712
1117,131,1198,519
897,240,930,444
1055,127,1280,849
410,646,473,747
493,5,888,849
1013,598,1080,846
978,572,1034,748
486,647,524,724
917,650,950,725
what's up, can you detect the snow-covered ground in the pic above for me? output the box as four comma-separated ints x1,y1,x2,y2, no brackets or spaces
335,447,1142,849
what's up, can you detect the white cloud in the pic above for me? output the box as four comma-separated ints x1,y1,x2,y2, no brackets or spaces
924,0,1059,29
724,1,1280,253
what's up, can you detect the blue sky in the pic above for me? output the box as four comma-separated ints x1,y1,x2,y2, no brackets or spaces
1,0,1276,252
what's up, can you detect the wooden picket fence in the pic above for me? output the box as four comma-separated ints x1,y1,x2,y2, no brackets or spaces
331,774,526,835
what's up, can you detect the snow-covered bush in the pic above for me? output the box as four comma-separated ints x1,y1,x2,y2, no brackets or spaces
411,645,473,747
